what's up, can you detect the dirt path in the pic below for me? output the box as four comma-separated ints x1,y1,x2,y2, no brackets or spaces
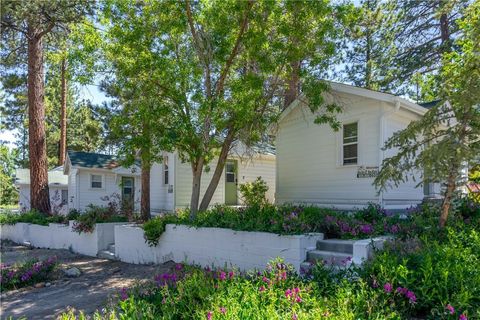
1,241,173,319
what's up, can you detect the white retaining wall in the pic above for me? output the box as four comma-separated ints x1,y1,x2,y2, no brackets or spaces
115,224,324,272
0,222,122,257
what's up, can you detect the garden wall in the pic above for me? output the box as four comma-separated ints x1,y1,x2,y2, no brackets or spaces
115,224,324,272
0,221,122,257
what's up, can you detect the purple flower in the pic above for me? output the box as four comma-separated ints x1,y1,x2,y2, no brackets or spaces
175,263,183,271
218,271,226,281
219,307,226,314
383,283,393,293
405,290,416,303
459,314,468,320
292,313,298,320
259,286,266,292
446,304,455,315
396,287,408,295
360,224,374,234
119,287,128,301
285,288,292,298
228,271,234,279
206,311,213,320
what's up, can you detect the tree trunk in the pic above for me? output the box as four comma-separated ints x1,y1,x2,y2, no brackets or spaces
199,130,235,211
440,170,456,228
365,28,372,89
189,159,204,220
27,25,51,214
59,57,67,166
140,155,151,221
283,60,301,109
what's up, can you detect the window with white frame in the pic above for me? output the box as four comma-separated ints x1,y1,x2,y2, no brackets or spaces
61,190,68,205
164,156,169,185
343,122,358,165
91,174,103,189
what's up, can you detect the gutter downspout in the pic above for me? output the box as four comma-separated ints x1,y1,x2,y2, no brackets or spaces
173,152,177,212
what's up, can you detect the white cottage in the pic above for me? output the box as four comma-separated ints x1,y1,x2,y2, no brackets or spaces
15,167,69,214
275,82,439,210
64,148,276,214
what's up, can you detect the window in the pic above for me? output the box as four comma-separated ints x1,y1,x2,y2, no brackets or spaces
226,162,235,183
91,174,103,189
61,190,68,205
343,122,358,165
164,156,169,185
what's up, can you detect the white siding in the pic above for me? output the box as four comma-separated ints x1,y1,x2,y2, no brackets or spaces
68,168,79,210
149,155,174,212
174,153,276,209
18,185,68,214
237,157,276,204
380,110,424,208
276,92,382,209
76,169,120,210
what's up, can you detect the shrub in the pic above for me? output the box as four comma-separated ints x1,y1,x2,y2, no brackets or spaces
239,177,269,207
143,214,185,246
72,205,128,234
0,256,57,290
0,210,64,226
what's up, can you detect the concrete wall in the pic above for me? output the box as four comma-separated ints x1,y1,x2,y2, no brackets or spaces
0,222,121,257
115,224,323,272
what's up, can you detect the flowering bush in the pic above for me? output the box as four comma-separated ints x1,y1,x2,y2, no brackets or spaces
72,205,128,234
0,256,57,290
239,177,269,207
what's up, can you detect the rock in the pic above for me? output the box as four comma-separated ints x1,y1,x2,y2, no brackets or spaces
64,267,81,277
109,267,121,274
45,282,51,287
34,282,45,288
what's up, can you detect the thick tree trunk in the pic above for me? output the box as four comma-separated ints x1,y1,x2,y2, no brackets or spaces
27,25,51,214
189,159,204,220
283,60,301,109
199,130,235,211
140,156,151,222
440,171,456,228
59,57,67,166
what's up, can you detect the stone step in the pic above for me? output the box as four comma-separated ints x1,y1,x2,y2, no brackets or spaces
97,250,116,260
108,243,115,253
307,250,353,266
316,239,354,254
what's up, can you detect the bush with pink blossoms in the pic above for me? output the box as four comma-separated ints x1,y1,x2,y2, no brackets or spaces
0,256,57,290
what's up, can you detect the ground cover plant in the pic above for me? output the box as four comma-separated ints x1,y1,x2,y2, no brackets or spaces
0,256,57,291
143,203,420,246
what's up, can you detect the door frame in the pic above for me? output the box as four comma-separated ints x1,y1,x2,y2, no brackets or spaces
224,159,238,205
121,176,135,210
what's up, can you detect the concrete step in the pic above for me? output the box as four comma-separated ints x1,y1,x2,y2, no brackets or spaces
97,250,116,260
316,239,354,254
108,243,115,253
307,250,353,266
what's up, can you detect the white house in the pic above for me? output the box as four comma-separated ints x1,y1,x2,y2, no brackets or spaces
65,147,276,214
275,81,440,210
15,167,69,214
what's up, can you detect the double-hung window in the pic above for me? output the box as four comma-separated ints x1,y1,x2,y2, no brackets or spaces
91,174,103,189
61,190,68,205
343,122,358,165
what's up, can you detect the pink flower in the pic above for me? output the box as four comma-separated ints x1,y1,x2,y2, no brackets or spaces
459,314,467,320
219,307,226,314
119,287,128,301
259,286,266,292
228,271,234,279
285,288,292,298
383,283,392,293
405,290,416,303
206,311,213,320
218,271,226,281
446,304,455,315
292,313,298,320
175,263,183,271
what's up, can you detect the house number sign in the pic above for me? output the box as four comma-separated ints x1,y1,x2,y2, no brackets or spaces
357,166,379,178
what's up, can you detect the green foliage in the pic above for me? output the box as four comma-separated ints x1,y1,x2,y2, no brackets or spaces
142,203,413,247
0,210,66,226
72,205,128,234
1,256,57,291
0,145,18,205
239,177,269,207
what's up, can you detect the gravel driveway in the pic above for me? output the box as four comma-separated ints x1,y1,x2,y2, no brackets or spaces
1,241,173,319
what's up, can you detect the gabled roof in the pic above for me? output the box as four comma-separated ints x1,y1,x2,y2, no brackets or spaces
67,150,119,169
279,81,429,123
15,168,68,186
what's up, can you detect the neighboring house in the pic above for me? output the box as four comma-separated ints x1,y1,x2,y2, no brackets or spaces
65,148,276,213
15,166,69,214
275,81,440,210
64,151,141,212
